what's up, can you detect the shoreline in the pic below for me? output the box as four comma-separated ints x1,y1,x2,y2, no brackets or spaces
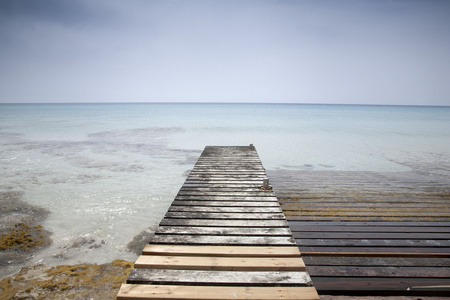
0,192,53,280
0,259,133,300
0,191,133,299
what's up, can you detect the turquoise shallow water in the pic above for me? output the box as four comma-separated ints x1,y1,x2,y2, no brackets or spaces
0,103,449,273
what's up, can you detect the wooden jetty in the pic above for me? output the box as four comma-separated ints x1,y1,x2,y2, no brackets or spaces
117,146,320,300
271,170,450,297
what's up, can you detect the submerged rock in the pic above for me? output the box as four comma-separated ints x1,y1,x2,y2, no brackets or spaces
126,227,156,255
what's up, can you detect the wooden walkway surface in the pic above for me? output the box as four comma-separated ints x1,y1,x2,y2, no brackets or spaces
117,146,319,300
270,170,450,297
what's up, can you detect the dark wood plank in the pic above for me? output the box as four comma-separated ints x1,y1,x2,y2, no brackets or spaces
302,256,450,267
186,176,268,180
299,246,450,257
179,188,271,192
171,201,280,207
165,212,286,220
168,207,283,213
156,226,292,236
296,238,450,247
151,235,296,246
176,192,276,197
307,266,450,277
285,211,450,217
311,277,450,296
159,219,289,227
175,196,278,201
292,232,450,239
290,225,450,233
287,216,450,221
184,181,265,184
182,184,263,188
288,221,450,227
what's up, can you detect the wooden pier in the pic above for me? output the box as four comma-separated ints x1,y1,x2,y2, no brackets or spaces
117,146,320,300
271,170,450,297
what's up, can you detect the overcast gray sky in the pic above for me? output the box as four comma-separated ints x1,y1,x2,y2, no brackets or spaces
1,0,449,105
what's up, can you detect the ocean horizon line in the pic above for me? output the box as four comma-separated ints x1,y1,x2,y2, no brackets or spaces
1,101,449,108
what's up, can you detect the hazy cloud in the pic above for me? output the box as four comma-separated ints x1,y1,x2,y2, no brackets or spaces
1,0,449,105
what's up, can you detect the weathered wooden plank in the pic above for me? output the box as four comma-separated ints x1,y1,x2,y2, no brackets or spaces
151,235,296,246
299,247,450,257
302,256,450,267
134,255,306,271
192,166,263,169
290,225,450,233
187,174,268,177
310,277,450,295
188,170,267,174
194,162,262,165
168,206,283,213
283,198,450,205
159,219,289,227
117,284,320,300
182,184,263,188
296,238,450,247
282,199,450,205
192,166,265,170
179,188,267,192
292,232,450,239
156,226,292,236
165,212,285,220
287,215,450,222
175,196,279,201
184,181,265,184
187,175,268,179
127,269,312,286
176,192,276,197
307,266,450,277
284,211,450,217
195,158,262,161
141,245,302,257
171,201,280,207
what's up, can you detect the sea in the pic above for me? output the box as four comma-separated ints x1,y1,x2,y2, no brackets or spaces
1,103,449,277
